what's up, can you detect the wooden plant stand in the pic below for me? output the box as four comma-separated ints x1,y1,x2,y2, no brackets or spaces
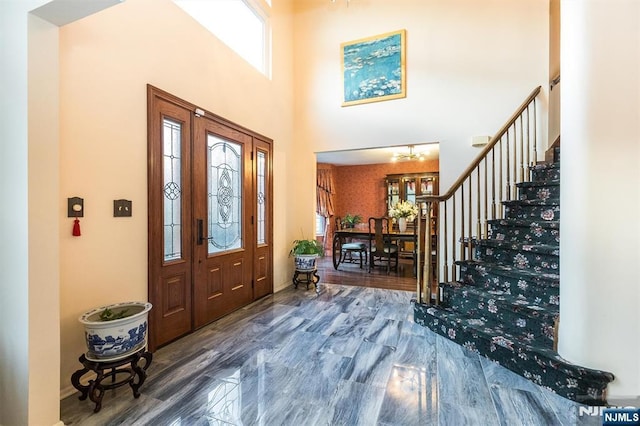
70,348,152,413
293,269,320,291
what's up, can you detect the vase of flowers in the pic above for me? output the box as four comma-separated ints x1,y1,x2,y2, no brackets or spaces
389,200,419,232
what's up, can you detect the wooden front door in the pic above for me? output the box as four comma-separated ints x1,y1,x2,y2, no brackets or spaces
147,86,273,350
192,118,253,328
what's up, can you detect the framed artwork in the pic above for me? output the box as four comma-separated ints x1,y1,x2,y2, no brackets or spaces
341,29,406,107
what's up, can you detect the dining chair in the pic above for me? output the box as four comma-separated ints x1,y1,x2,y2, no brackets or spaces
335,216,368,269
368,217,399,274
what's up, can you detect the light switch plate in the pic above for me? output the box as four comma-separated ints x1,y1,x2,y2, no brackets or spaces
114,199,132,217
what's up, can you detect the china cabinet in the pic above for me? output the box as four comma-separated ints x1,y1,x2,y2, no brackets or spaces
385,172,439,275
385,172,439,218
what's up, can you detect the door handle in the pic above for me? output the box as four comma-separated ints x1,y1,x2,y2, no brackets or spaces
197,219,204,245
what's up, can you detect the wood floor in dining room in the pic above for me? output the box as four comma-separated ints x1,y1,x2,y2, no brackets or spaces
316,253,418,292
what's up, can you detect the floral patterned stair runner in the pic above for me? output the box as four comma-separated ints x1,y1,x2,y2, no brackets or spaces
440,281,557,349
456,260,560,309
414,157,615,405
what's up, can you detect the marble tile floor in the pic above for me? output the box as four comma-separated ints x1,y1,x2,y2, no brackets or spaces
61,284,602,425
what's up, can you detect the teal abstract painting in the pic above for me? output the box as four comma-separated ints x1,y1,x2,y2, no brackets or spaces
341,29,406,106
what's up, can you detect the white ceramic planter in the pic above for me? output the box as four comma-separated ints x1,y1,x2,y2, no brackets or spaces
294,254,318,271
79,301,152,361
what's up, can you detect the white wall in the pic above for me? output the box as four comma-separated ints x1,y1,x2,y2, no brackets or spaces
57,0,296,396
0,1,60,425
559,0,640,398
293,0,550,191
0,3,31,422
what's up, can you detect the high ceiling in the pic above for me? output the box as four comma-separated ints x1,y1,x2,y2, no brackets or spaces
31,0,123,26
316,143,439,166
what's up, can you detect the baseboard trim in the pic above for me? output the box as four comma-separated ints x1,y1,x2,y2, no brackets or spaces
60,384,78,400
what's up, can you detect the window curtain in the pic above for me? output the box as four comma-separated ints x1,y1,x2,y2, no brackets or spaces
316,169,335,218
316,168,335,251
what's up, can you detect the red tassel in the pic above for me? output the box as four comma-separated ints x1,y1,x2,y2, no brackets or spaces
72,218,81,236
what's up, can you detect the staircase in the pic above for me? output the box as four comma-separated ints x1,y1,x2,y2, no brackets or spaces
414,147,615,405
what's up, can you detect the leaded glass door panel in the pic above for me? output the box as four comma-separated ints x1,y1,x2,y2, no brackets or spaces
192,118,253,328
207,138,242,254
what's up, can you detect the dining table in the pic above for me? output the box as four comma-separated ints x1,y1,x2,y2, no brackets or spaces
331,227,417,270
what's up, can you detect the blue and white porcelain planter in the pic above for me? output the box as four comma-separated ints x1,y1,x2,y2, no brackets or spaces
79,301,152,361
294,254,318,271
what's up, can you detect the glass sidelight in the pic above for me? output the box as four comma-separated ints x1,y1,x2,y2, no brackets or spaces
163,118,183,261
256,151,266,244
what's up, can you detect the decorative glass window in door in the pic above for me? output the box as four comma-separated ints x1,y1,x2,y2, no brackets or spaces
163,118,182,261
208,136,242,253
257,151,266,244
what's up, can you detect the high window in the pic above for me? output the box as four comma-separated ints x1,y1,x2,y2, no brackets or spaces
174,0,271,76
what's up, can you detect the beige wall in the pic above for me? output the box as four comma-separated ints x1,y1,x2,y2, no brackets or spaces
294,0,550,191
28,13,61,425
58,0,296,396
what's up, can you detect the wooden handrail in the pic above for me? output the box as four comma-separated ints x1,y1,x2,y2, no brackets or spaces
414,85,543,305
417,86,541,204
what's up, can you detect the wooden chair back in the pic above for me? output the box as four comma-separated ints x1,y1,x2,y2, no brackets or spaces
368,217,390,252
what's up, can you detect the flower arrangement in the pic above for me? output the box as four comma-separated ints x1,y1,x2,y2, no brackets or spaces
388,200,419,221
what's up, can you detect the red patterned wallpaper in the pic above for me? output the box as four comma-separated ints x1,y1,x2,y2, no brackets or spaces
321,159,439,226
316,161,438,251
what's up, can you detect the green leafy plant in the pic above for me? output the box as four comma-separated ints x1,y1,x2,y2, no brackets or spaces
289,238,324,257
99,307,131,321
342,213,362,228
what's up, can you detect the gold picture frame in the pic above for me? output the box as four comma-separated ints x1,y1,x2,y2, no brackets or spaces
341,29,406,107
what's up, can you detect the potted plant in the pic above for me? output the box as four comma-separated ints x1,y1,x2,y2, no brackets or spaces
289,238,324,271
79,301,152,361
342,213,362,228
